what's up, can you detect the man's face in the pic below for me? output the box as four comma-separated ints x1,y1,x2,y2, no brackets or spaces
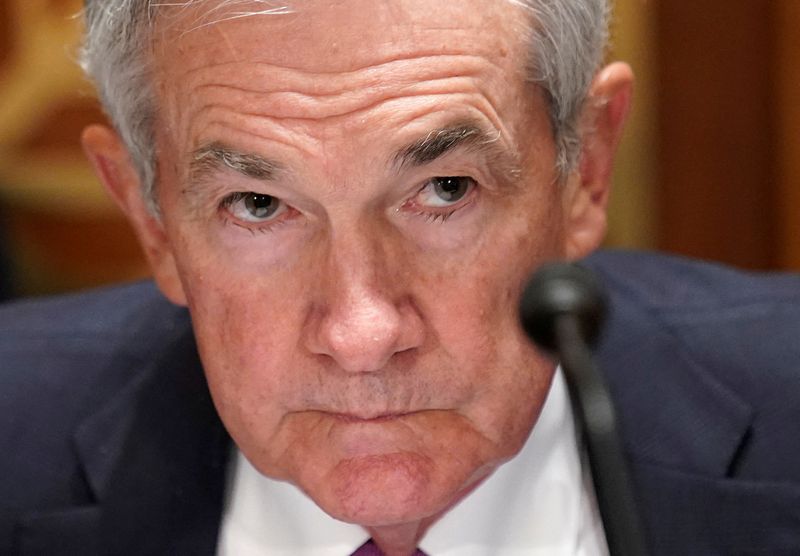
147,0,580,527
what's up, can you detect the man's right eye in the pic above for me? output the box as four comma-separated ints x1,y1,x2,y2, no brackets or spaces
221,192,287,223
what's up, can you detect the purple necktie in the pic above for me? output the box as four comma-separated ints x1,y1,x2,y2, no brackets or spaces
350,539,428,556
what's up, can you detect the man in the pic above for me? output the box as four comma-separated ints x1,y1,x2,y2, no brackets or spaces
1,1,798,555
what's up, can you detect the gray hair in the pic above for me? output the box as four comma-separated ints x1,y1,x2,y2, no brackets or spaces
80,0,609,212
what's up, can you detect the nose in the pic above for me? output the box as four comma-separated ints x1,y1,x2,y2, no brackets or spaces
304,232,424,373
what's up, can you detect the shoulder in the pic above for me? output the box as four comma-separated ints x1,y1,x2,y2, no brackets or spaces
0,280,178,340
0,279,189,409
584,250,800,367
0,282,191,507
0,281,189,396
584,249,800,311
585,250,800,482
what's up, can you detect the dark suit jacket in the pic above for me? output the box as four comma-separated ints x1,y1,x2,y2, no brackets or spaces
1,251,799,555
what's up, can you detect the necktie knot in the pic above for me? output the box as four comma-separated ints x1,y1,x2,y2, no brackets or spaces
350,539,428,556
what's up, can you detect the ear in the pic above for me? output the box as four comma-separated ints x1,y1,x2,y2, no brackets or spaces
563,62,634,260
81,124,188,306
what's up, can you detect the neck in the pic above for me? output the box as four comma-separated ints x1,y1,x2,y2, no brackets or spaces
367,518,429,556
366,472,492,555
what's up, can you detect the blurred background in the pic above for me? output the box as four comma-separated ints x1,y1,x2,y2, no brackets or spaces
0,0,798,300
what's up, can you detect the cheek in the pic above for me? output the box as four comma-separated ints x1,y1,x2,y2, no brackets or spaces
427,278,553,441
414,198,562,432
168,238,314,448
188,280,293,401
420,198,563,354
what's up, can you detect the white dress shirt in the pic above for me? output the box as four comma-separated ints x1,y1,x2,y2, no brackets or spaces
217,368,609,555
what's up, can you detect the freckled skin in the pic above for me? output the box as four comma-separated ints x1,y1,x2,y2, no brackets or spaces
145,0,580,551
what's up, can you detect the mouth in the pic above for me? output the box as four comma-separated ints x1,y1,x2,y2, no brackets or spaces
321,410,429,458
327,411,420,423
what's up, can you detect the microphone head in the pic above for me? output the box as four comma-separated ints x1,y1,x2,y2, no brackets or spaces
519,262,608,353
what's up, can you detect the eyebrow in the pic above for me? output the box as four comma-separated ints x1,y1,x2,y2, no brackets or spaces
393,122,522,182
185,123,521,196
189,142,282,183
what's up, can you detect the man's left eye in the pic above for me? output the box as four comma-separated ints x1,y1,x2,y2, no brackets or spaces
418,176,475,208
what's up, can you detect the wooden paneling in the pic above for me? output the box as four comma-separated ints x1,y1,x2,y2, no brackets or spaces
655,1,778,269
775,1,800,269
606,0,658,250
6,206,148,296
0,1,146,296
0,2,12,70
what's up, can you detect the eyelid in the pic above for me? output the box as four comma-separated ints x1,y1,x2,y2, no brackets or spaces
220,191,248,208
219,191,297,230
402,175,479,222
417,176,475,207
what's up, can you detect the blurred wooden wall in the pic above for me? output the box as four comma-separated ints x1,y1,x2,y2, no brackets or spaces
653,1,800,270
0,0,146,297
608,0,659,251
773,1,800,269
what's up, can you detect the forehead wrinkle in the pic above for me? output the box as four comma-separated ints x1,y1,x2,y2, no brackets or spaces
181,65,487,122
196,116,322,156
177,52,489,83
192,72,478,105
163,47,524,144
197,89,487,130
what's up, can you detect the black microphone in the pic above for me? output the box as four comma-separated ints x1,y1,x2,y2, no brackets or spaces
519,262,649,556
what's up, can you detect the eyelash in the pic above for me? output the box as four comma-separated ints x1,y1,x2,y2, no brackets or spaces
225,217,282,235
402,176,478,223
410,207,461,224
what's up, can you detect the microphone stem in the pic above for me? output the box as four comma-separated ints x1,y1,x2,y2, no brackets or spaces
555,315,649,556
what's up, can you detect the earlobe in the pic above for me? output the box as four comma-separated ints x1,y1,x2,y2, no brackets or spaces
564,62,634,260
81,125,188,306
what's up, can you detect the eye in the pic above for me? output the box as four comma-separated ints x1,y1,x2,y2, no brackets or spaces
223,192,286,223
418,176,475,208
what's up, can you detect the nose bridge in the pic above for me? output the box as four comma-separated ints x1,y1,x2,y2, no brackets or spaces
328,230,396,335
308,220,414,373
328,220,388,294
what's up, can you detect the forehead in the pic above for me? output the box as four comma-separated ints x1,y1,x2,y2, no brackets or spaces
148,0,546,174
152,0,529,81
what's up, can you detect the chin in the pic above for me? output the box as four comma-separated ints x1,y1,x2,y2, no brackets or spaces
312,451,451,526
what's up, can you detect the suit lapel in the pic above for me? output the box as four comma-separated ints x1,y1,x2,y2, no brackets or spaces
17,310,231,555
631,459,800,555
595,280,800,555
597,293,753,477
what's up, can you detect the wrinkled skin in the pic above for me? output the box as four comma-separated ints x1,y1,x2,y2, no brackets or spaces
83,1,632,553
